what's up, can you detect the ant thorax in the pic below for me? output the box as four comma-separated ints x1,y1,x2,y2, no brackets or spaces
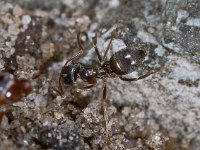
78,64,98,83
96,61,116,79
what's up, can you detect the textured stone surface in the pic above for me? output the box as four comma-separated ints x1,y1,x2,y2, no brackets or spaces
163,0,200,63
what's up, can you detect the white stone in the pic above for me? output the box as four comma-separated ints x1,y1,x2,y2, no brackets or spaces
62,0,73,6
137,30,158,45
176,9,189,24
22,15,31,26
154,45,165,57
109,0,120,8
186,18,200,27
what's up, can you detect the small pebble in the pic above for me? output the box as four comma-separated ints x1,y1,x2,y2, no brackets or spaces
13,5,23,17
22,15,31,26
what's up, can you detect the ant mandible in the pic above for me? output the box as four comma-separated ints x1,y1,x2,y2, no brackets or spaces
59,29,158,147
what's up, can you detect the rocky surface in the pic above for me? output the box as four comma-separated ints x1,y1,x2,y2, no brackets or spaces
0,0,199,149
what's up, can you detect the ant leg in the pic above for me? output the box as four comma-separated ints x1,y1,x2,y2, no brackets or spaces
101,28,118,65
46,80,64,97
75,79,97,92
58,76,64,95
119,70,159,81
80,83,96,90
101,36,113,65
51,84,64,97
102,79,111,147
92,33,103,64
83,83,95,89
72,83,95,96
59,32,85,95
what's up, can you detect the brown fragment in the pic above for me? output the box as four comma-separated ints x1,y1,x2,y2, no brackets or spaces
0,112,4,123
0,72,32,105
14,20,42,58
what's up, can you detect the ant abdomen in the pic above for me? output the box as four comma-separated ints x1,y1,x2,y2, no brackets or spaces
110,48,146,75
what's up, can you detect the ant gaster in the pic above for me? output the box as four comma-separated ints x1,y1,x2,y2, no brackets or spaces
59,29,158,147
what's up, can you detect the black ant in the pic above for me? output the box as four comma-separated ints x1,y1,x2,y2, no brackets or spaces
58,29,159,147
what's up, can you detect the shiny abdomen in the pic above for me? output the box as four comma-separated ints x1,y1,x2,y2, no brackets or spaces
109,48,145,75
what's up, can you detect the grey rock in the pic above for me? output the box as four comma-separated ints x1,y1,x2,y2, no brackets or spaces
163,0,200,63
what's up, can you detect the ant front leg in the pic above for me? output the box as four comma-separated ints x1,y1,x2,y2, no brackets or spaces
72,78,97,95
102,79,111,148
119,70,159,81
76,83,96,92
70,83,96,99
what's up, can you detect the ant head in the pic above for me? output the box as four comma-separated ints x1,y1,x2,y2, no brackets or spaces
60,63,80,84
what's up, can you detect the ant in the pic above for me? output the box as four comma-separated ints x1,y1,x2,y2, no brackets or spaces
58,29,159,148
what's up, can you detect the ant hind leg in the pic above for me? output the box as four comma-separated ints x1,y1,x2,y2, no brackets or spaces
101,34,114,65
92,33,103,64
102,79,111,148
101,27,119,65
119,70,159,81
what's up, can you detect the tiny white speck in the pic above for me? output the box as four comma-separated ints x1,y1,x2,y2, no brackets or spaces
26,36,30,40
116,62,121,69
69,136,74,140
154,135,161,142
131,61,136,65
22,140,29,145
125,54,131,58
6,91,12,98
